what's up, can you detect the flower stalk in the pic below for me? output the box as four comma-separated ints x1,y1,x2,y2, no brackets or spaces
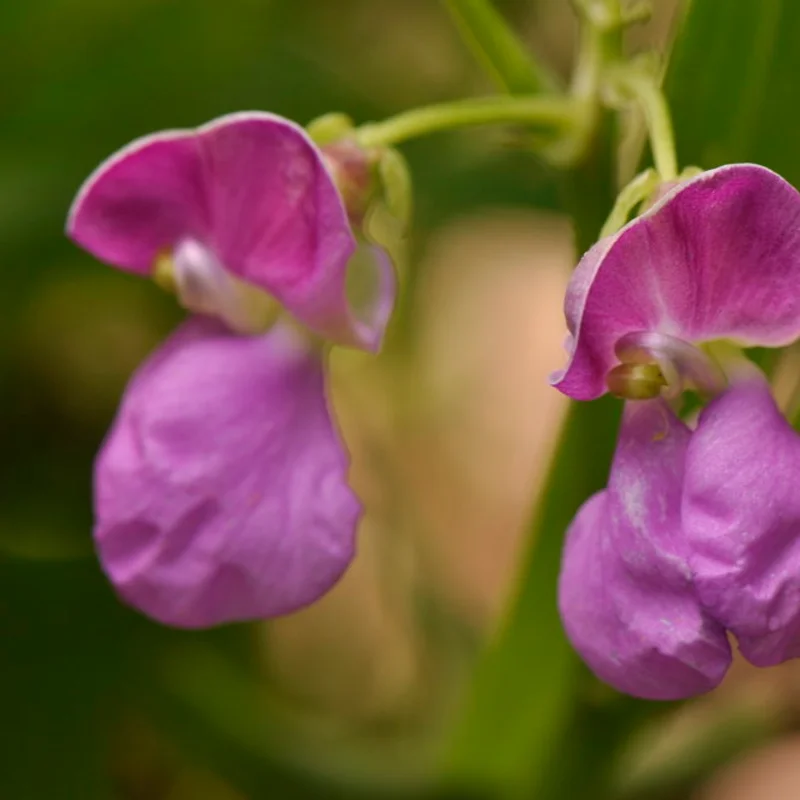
354,95,579,148
599,168,660,237
609,65,679,181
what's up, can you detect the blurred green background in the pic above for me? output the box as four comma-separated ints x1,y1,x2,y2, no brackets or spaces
6,1,800,798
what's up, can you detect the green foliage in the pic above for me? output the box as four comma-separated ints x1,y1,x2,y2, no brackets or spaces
667,0,800,183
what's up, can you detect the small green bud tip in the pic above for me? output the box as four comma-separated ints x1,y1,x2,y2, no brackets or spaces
606,362,667,400
306,113,355,146
152,250,177,293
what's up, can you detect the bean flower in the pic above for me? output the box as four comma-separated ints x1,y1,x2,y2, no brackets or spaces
67,112,395,628
552,164,800,699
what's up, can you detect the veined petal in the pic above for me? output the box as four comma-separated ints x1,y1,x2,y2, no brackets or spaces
684,378,800,666
553,165,800,400
559,400,731,699
94,317,360,628
67,112,389,350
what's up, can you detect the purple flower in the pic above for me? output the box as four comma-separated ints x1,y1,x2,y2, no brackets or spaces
553,164,800,698
67,112,395,627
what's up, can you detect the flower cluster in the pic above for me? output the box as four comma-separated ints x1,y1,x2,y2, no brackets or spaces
70,110,800,701
67,113,394,627
553,165,800,699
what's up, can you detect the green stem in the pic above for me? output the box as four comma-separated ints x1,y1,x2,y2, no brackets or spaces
546,3,615,169
612,68,679,181
554,1,622,245
599,168,660,238
354,95,578,148
440,0,557,94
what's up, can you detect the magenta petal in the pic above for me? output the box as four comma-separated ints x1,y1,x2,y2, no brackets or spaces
198,114,359,345
67,130,207,274
553,165,800,400
684,379,800,666
67,113,387,349
94,317,360,627
559,401,731,699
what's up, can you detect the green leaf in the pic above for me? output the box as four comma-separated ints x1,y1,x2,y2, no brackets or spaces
442,397,620,795
440,0,557,94
666,0,800,184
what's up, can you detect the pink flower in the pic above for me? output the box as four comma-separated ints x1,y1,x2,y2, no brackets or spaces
553,165,800,698
68,112,395,627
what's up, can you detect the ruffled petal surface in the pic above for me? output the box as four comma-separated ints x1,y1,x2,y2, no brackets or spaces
553,165,800,400
559,400,731,699
94,317,360,628
67,112,385,349
684,378,800,666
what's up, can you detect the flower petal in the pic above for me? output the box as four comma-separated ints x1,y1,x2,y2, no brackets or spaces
67,129,207,274
197,114,359,345
344,244,397,353
559,400,731,699
94,317,360,627
684,378,800,666
553,165,800,399
67,112,388,350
